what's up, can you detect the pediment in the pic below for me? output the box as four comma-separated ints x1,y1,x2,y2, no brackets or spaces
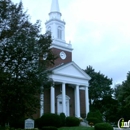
52,62,91,80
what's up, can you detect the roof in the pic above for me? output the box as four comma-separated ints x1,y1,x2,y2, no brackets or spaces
50,61,91,80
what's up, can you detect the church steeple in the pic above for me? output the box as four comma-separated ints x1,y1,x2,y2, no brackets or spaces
49,0,61,20
45,0,73,67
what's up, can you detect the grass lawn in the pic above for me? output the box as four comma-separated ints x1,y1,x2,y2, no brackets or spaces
58,126,94,130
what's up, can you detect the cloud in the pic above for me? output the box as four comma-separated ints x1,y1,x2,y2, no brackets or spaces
69,0,130,23
12,0,130,85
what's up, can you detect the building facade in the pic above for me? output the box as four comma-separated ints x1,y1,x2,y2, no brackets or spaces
40,0,91,118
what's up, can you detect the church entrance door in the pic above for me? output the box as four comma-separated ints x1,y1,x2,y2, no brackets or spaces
57,94,70,116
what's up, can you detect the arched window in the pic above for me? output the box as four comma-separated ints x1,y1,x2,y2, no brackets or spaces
57,26,62,39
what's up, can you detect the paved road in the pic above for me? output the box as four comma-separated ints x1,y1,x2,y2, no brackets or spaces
114,128,130,130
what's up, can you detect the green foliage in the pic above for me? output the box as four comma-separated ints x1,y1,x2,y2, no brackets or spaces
66,117,80,127
87,118,99,126
91,95,119,123
94,123,113,130
9,117,25,128
35,118,41,128
84,66,114,122
84,66,113,103
42,126,58,130
37,113,61,128
60,113,66,127
114,72,130,120
87,111,102,125
0,127,5,130
0,127,15,130
101,96,119,122
0,0,56,126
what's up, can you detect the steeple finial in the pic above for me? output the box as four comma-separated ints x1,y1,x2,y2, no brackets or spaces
49,0,61,19
50,0,60,12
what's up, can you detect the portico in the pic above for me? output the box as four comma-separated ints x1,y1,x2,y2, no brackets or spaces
40,62,91,117
50,83,89,117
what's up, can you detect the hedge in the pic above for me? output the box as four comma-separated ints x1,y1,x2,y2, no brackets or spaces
86,111,103,125
66,116,80,127
36,113,61,128
87,117,100,126
60,113,66,126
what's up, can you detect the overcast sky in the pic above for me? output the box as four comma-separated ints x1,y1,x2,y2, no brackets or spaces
12,0,130,86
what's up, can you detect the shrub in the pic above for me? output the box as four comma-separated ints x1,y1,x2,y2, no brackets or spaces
87,117,99,126
37,113,61,128
94,123,113,130
66,116,80,127
0,126,5,130
0,127,18,130
35,118,41,128
9,117,25,128
86,111,103,125
42,126,58,130
59,113,66,126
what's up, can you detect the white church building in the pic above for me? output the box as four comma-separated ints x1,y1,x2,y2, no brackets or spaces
38,0,91,118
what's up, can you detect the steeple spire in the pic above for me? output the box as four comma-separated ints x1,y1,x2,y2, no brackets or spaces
49,0,61,20
50,0,60,12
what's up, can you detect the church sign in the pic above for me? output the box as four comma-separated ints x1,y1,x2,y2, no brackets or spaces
25,118,34,129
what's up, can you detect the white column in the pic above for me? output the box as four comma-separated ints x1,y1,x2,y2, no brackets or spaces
75,85,80,117
62,82,66,115
85,86,89,115
50,86,55,113
40,93,44,117
40,86,44,117
74,88,77,117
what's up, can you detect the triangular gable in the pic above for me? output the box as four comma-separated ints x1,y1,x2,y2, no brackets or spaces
52,62,91,80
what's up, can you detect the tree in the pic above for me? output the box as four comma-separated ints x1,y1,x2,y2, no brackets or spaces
84,66,113,105
93,95,119,123
114,72,130,120
84,66,114,122
0,0,56,126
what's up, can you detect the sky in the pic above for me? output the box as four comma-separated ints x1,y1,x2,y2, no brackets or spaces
12,0,130,86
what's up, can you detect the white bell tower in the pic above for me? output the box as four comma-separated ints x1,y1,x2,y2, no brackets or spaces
45,0,65,42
